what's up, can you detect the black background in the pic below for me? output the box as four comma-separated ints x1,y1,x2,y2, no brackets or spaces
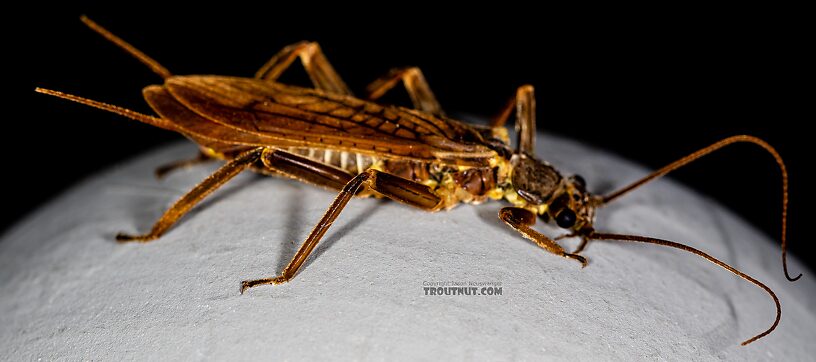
7,4,812,273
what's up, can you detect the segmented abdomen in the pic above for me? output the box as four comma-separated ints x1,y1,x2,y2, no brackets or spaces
286,147,442,184
285,147,378,175
284,146,503,209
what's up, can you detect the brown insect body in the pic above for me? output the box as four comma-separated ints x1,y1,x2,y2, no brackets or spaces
34,17,799,346
148,75,563,214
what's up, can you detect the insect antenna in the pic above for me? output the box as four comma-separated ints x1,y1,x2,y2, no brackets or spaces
34,87,177,131
588,231,780,346
79,15,173,80
596,135,800,282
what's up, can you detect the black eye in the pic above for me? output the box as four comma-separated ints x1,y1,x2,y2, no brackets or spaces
555,209,576,228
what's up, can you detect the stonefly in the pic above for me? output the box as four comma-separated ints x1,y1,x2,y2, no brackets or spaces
36,16,799,346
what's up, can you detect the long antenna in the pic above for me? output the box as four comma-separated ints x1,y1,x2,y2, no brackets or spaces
80,15,173,80
589,232,780,346
599,135,799,282
35,87,177,131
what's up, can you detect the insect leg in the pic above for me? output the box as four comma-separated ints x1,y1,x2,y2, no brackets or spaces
489,85,536,155
365,67,445,116
240,168,442,293
498,207,587,267
261,148,354,191
154,151,213,179
116,147,265,243
553,232,591,254
254,41,352,95
572,237,590,254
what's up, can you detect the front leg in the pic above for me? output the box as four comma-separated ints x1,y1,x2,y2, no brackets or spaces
554,232,590,254
499,207,587,267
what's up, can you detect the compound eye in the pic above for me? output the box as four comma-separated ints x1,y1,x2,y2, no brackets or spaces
555,209,577,228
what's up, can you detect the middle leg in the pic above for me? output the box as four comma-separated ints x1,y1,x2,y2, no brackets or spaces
490,85,536,155
241,169,442,293
254,41,351,95
365,67,445,116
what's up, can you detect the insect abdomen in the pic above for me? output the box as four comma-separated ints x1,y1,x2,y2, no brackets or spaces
287,147,381,175
286,146,505,209
286,146,446,182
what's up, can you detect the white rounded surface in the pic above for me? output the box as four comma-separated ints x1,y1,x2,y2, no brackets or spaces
1,135,813,360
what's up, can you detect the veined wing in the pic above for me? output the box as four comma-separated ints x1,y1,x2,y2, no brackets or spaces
163,75,496,165
143,85,303,154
